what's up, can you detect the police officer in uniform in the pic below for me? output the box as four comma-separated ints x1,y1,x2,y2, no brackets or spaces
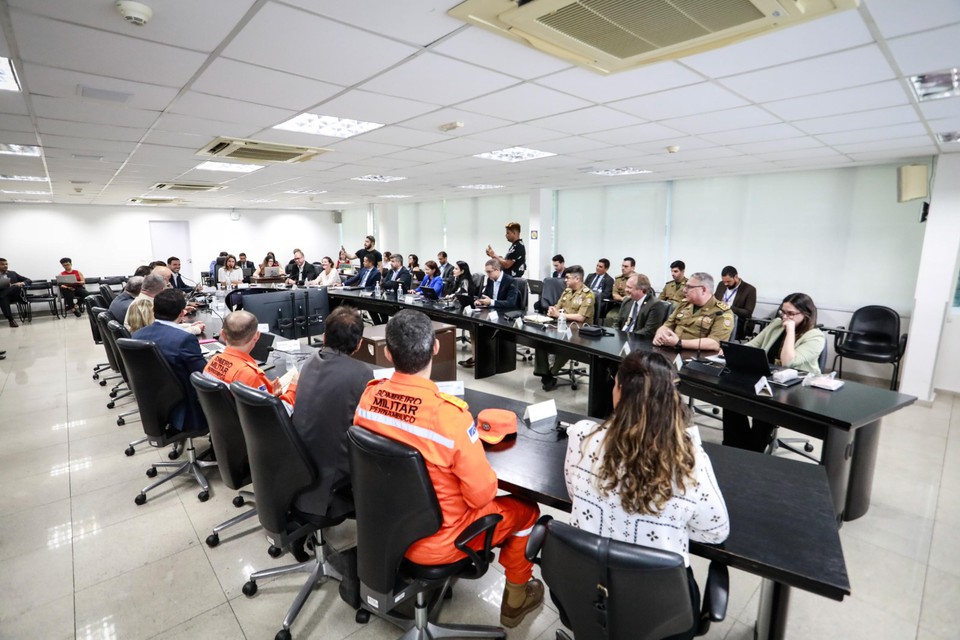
604,256,636,326
658,259,688,305
485,221,526,278
654,272,734,352
534,265,595,391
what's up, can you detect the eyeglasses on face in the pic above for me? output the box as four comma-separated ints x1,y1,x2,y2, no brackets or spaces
682,284,704,291
780,309,804,318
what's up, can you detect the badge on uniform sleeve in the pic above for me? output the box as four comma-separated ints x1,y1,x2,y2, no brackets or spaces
724,319,732,327
467,421,479,443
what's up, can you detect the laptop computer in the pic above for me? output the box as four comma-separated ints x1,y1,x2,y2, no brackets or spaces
455,292,478,308
419,287,440,301
720,341,805,387
55,275,79,285
262,266,282,278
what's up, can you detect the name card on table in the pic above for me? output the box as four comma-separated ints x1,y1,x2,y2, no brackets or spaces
258,323,270,333
523,399,557,424
488,310,498,321
436,380,465,396
274,339,301,352
372,367,395,380
620,341,631,356
674,354,684,371
755,376,773,397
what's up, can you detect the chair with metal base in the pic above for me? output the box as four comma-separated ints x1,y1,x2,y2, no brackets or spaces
106,320,142,427
768,340,830,462
231,381,348,640
85,295,112,380
115,338,216,505
347,425,506,640
190,373,258,548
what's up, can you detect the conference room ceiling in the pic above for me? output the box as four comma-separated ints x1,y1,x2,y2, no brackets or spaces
0,0,956,210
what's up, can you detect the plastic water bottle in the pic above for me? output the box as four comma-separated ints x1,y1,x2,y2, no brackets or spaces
557,309,567,333
374,281,381,298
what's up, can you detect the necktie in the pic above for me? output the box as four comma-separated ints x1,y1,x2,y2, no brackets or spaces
624,300,640,332
360,269,369,287
492,278,500,301
593,276,603,293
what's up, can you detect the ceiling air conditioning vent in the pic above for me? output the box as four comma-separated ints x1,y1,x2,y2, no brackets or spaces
197,137,331,164
150,182,224,192
449,0,858,74
128,197,182,205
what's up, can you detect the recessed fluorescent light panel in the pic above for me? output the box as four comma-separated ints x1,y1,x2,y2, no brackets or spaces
195,161,263,173
244,199,275,203
909,68,959,102
0,57,21,92
588,167,652,176
323,201,353,205
474,147,556,163
13,199,52,203
283,188,328,195
378,194,411,199
458,184,505,190
0,174,49,182
1,189,51,195
937,131,960,143
0,144,41,156
274,114,384,138
351,175,407,183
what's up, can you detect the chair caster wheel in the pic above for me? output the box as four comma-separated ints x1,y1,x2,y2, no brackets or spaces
275,629,292,640
135,493,147,506
268,545,283,558
168,448,181,460
146,467,158,478
242,581,258,596
571,383,579,390
99,380,107,386
198,491,209,502
117,418,125,426
125,446,135,456
232,495,245,508
206,533,220,547
107,402,115,409
355,609,370,624
93,374,99,380
804,443,815,453
444,586,453,600
109,390,118,398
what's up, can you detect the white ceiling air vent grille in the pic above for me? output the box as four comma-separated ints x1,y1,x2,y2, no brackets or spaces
197,137,331,164
128,197,182,205
449,0,859,74
150,182,224,192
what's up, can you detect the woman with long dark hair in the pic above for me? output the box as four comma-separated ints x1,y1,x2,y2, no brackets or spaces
451,261,479,297
565,351,729,640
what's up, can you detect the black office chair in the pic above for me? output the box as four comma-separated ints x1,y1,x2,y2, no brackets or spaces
115,338,216,505
768,339,830,462
106,320,142,427
515,279,533,361
232,381,348,640
17,281,61,322
832,305,907,390
346,426,506,639
85,295,111,380
534,277,565,314
94,310,125,390
526,516,728,640
190,373,258,548
99,283,117,304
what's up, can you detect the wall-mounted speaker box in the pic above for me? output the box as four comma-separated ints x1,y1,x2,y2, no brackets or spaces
332,210,343,224
898,164,929,202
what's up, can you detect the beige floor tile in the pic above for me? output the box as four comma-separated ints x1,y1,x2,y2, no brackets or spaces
0,542,74,622
69,446,169,497
840,534,927,626
0,440,68,482
0,461,71,516
919,565,960,637
0,415,69,455
840,500,935,562
148,602,244,639
927,519,960,579
786,586,918,639
0,497,72,562
0,593,75,640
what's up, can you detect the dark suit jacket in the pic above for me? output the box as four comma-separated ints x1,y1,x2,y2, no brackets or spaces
482,273,519,310
585,272,614,300
292,350,375,517
620,294,670,338
131,321,208,431
382,267,412,292
714,280,757,339
238,260,255,271
438,262,454,280
343,267,382,291
170,272,194,291
108,291,135,323
285,262,318,285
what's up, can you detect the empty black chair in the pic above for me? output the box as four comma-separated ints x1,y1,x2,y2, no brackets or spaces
93,310,124,389
190,373,258,547
18,281,61,321
99,283,117,304
832,305,907,390
534,277,565,314
115,338,215,505
526,516,728,640
106,320,142,427
232,381,347,640
347,425,506,639
85,295,111,379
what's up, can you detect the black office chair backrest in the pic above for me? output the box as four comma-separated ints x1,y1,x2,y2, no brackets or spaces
527,278,543,296
540,277,566,309
96,311,122,374
846,305,901,351
347,426,443,594
527,517,694,640
818,336,829,373
99,283,116,303
106,320,132,381
86,298,106,344
649,300,672,330
115,338,186,440
231,382,316,537
515,278,529,312
191,373,251,491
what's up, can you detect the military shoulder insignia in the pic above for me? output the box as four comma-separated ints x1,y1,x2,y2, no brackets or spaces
716,300,731,311
439,392,469,411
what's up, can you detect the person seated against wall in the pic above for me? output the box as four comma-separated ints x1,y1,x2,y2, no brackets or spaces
342,255,382,291
549,254,566,279
714,265,757,341
723,293,825,452
474,258,518,310
311,256,341,287
564,351,730,640
653,272,733,352
534,265,595,391
407,254,425,282
436,250,455,283
285,249,318,286
354,309,544,628
218,254,243,289
610,273,667,338
204,310,297,408
57,257,90,317
108,276,142,324
382,253,412,292
604,256,636,327
659,260,688,305
254,252,279,278
411,260,443,297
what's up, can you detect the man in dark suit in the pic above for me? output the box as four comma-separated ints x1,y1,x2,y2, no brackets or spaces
167,257,196,292
237,253,255,283
550,254,565,279
108,276,142,323
342,255,382,291
584,258,614,300
714,265,757,340
474,259,518,310
436,251,454,281
382,254,412,292
131,289,207,432
285,250,318,286
614,273,669,338
0,257,31,328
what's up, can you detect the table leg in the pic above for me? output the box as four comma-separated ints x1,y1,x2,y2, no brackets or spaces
845,420,881,521
820,427,855,525
586,358,616,419
755,579,791,640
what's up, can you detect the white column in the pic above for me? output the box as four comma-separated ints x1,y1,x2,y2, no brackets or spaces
528,188,553,279
900,153,960,402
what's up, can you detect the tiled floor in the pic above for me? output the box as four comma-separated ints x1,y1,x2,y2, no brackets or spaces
1,315,957,639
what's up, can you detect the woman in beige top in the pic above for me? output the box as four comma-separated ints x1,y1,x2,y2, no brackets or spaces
312,256,341,287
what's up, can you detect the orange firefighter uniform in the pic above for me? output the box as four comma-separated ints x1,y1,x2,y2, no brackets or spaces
204,347,297,406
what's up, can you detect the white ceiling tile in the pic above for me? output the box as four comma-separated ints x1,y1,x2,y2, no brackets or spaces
731,137,825,154
12,12,207,87
222,3,419,87
351,126,448,148
660,106,782,135
245,128,341,148
756,146,847,161
0,114,34,133
611,83,748,121
846,147,940,161
717,46,896,103
762,81,910,121
191,59,344,112
930,116,960,133
143,129,220,150
585,122,684,146
316,90,440,124
535,62,704,104
37,118,145,142
419,137,503,155
382,148,458,164
886,23,960,76
457,84,591,122
679,9,872,78
920,99,960,121
465,124,567,146
817,122,930,145
0,91,30,116
21,64,180,111
526,136,608,155
701,124,806,145
865,0,960,39
400,108,512,136
327,139,406,159
40,135,138,154
795,105,920,135
153,114,260,139
833,136,936,153
432,26,573,80
284,0,463,46
32,95,159,128
170,91,296,128
528,106,645,135
359,53,518,105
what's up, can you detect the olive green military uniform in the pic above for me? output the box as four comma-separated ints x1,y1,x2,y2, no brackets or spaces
663,296,734,345
604,274,630,327
659,277,688,304
534,287,595,378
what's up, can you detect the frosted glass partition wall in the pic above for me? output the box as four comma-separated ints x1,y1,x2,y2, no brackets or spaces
397,201,444,266
339,206,371,259
445,193,532,271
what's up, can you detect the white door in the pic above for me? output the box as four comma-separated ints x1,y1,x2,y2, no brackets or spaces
149,221,194,281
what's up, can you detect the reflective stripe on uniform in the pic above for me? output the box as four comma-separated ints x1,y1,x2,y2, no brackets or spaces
355,408,455,449
512,525,534,538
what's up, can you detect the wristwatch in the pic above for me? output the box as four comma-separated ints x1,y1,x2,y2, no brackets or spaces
675,338,683,351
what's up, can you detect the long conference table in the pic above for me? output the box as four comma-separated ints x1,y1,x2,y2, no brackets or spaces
327,288,915,524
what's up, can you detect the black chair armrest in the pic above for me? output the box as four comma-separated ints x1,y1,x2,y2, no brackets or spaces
524,515,553,563
697,561,729,635
898,333,908,357
453,513,504,578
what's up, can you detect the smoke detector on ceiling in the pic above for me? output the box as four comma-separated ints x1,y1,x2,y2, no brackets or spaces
115,1,153,27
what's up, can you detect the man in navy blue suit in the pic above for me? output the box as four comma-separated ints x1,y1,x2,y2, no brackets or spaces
132,289,208,432
342,255,381,291
474,259,519,310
